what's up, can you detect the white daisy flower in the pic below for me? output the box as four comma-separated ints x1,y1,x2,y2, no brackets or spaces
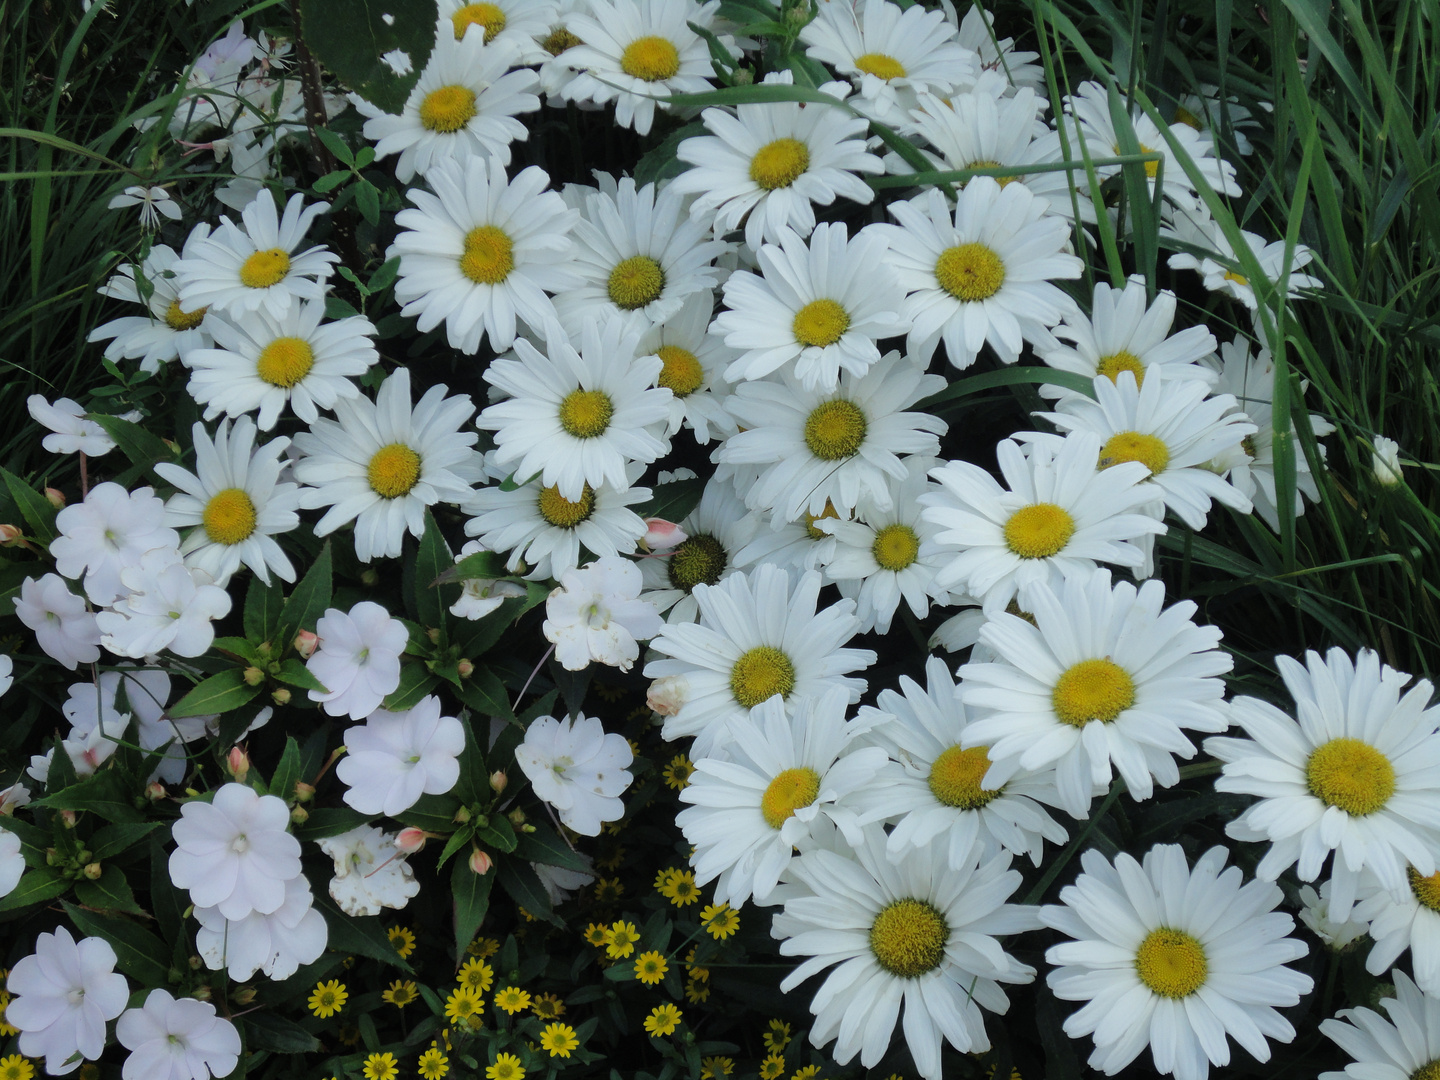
875,179,1083,367
1373,434,1404,487
182,297,378,430
478,315,672,502
1163,207,1323,310
1041,844,1312,1080
558,0,730,136
772,827,1039,1080
389,155,579,354
1206,646,1440,921
950,3,1044,95
87,235,214,373
438,0,557,65
154,417,302,587
1353,866,1440,993
671,70,883,252
712,222,909,391
920,431,1165,615
638,288,739,444
1320,970,1440,1080
535,0,591,99
731,505,841,574
718,351,946,523
293,367,483,562
638,475,757,623
959,567,1232,819
173,189,338,319
643,564,875,757
1176,83,1266,157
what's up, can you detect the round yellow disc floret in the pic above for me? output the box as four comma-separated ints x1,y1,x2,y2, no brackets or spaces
1052,659,1135,727
928,745,1001,809
803,501,841,540
460,225,514,285
419,85,479,133
239,248,290,289
1096,350,1146,385
1100,431,1170,476
543,27,581,55
667,534,727,592
730,645,795,709
869,898,948,978
607,255,665,310
934,242,1005,302
1134,928,1208,997
803,399,867,461
202,488,257,545
1003,502,1075,559
368,443,422,499
792,299,850,348
760,766,821,829
620,35,680,81
451,2,506,41
657,344,704,397
537,483,595,528
853,52,906,80
557,389,614,439
1414,1062,1440,1080
165,299,206,330
1306,737,1395,816
749,138,810,191
1409,867,1440,912
255,336,315,388
871,523,919,571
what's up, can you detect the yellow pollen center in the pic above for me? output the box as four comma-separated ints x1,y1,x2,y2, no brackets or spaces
760,767,821,829
792,299,850,348
1414,1063,1440,1080
255,336,315,388
1100,431,1170,475
202,487,257,545
1174,105,1203,130
368,443,422,499
1224,271,1249,286
543,27,581,55
557,389,614,439
1096,350,1146,385
928,745,1001,809
749,138,810,191
730,645,796,708
239,248,290,289
934,243,1006,302
966,158,1014,186
419,84,479,133
1134,928,1208,997
804,501,842,540
460,225,514,285
803,399,866,461
1306,737,1396,816
872,523,919,571
1116,142,1162,178
869,899,948,978
165,299,206,330
1409,868,1440,912
667,534,727,592
537,483,595,528
1241,434,1258,460
451,3,506,41
620,35,680,81
656,345,704,397
854,52,907,80
1003,503,1075,559
607,255,665,310
1052,659,1135,727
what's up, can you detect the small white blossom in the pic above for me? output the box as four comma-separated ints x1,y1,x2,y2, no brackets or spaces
168,782,303,921
97,548,232,659
543,556,664,672
13,573,101,670
5,926,130,1074
1373,435,1403,487
117,989,241,1080
316,824,419,916
336,695,465,817
27,396,125,456
515,713,633,836
306,601,408,719
107,185,183,229
50,482,179,605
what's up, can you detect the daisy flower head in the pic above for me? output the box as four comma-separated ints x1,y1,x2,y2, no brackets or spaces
293,366,483,562
173,189,338,318
87,236,214,373
1206,646,1440,921
1320,969,1440,1080
306,601,409,720
540,1021,579,1058
638,476,757,623
485,1052,522,1080
771,826,1039,1080
420,1048,451,1080
876,180,1083,367
1163,208,1323,310
712,222,909,391
356,24,540,183
645,1003,683,1037
895,88,1057,194
671,70,883,252
389,155,579,354
182,296,378,430
638,288,740,444
920,431,1165,614
1355,865,1440,994
557,0,730,136
1041,844,1312,1080
677,687,887,907
439,0,556,62
514,713,634,836
643,564,876,757
478,315,672,501
951,4,1045,95
153,416,301,587
719,350,946,523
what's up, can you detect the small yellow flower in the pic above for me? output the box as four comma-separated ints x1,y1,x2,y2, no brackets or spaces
654,867,677,892
458,957,495,993
701,903,740,939
634,950,668,985
593,876,624,901
338,1022,361,1046
789,1067,821,1080
468,936,501,958
595,843,625,871
486,1052,526,1080
701,1056,735,1079
685,977,710,1004
0,1055,35,1080
417,1047,449,1080
583,922,610,948
0,984,18,1037
663,868,701,907
388,925,417,959
382,980,418,1008
308,980,348,1019
494,986,532,1015
540,1021,579,1058
643,1003,683,1037
663,754,694,790
363,1052,399,1080
443,986,485,1027
531,992,566,1018
606,920,640,958
595,681,625,702
763,1019,792,1052
759,1055,785,1080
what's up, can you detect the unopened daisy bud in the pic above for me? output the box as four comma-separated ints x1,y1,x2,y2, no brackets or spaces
271,687,291,706
1373,435,1403,487
232,985,257,1006
647,675,689,717
457,658,474,678
0,524,24,545
395,826,429,854
642,518,688,552
44,487,66,509
290,805,308,825
242,666,265,687
293,628,319,659
226,747,250,782
83,862,103,880
469,848,493,875
489,770,507,793
731,66,754,85
361,569,379,586
293,782,315,803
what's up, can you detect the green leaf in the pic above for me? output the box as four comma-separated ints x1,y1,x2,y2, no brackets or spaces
435,548,509,584
354,180,381,226
312,169,351,194
211,636,263,664
269,737,303,801
63,901,169,985
274,659,327,692
635,121,706,187
35,769,144,822
413,508,453,635
452,710,487,805
87,821,162,861
497,860,560,926
293,807,374,841
397,792,462,832
437,823,476,869
635,476,703,524
0,868,69,913
168,669,262,719
74,865,145,914
367,256,401,294
475,815,516,854
514,820,591,874
300,0,439,113
454,667,513,721
313,125,355,167
275,541,332,652
311,889,414,971
383,665,439,711
244,1011,322,1054
451,853,494,961
917,366,1097,412
244,574,284,644
0,465,58,543
150,832,186,945
88,414,175,476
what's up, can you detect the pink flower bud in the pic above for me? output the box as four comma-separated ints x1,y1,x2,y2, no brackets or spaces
647,675,689,717
146,782,167,802
469,848,493,876
489,770,507,793
0,524,23,546
293,629,318,659
395,827,429,854
457,658,474,678
226,746,249,783
643,518,688,552
44,487,66,509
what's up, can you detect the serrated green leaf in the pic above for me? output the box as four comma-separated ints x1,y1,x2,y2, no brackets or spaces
455,667,513,721
414,508,454,635
452,853,494,962
382,665,439,712
211,636,263,664
87,821,162,861
63,901,169,985
274,659,327,692
310,888,414,971
475,815,516,854
293,807,374,841
269,737,303,801
169,669,263,719
300,0,438,113
0,868,69,913
35,769,144,822
275,541,332,653
437,823,475,869
74,864,145,914
0,465,58,543
435,548,509,585
397,792,463,832
244,574,284,644
87,414,175,477
452,710,487,805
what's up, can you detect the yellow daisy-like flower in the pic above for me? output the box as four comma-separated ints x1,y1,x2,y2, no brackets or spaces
634,950,668,985
418,1047,449,1080
0,1055,35,1080
601,817,627,835
663,754,695,790
494,986,532,1015
540,1022,579,1058
685,977,711,1004
701,1056,735,1079
595,843,625,871
0,983,18,1037
388,925,417,959
701,903,740,939
444,986,485,1026
486,1053,526,1080
606,920,641,959
644,1003,683,1037
593,876,624,901
338,1022,362,1046
308,980,348,1018
790,1067,820,1080
458,957,495,993
364,1052,399,1080
763,1019,791,1052
531,992,566,1019
759,1055,785,1080
662,868,701,907
654,867,678,892
583,922,610,948
383,980,419,1008
468,936,501,958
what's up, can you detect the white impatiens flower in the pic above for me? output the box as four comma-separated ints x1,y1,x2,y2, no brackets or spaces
293,367,483,562
194,874,328,980
1042,844,1312,1080
1320,970,1440,1080
336,695,465,817
639,289,739,444
1298,880,1372,951
1164,208,1322,310
449,539,527,619
514,713,634,835
27,396,124,457
1373,434,1404,487
543,556,664,672
960,568,1232,819
638,476,757,623
677,688,886,907
1207,647,1440,921
169,783,302,921
12,573,102,670
107,184,183,229
97,549,233,660
5,927,130,1074
876,179,1082,367
0,827,22,899
117,989,241,1080
306,601,409,720
50,482,179,605
317,824,420,916
86,235,215,373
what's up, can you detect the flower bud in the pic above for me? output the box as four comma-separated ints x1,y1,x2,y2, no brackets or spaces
242,666,264,687
489,770,507,793
507,808,526,828
457,658,474,678
271,687,291,706
453,805,473,824
1373,435,1404,487
361,569,379,586
146,782,167,802
427,626,441,645
647,675,689,717
188,955,204,971
60,810,78,829
293,629,319,659
293,782,315,804
44,487,66,509
395,827,429,854
731,66,754,85
0,524,24,546
191,985,211,1002
83,862,103,880
232,985,257,1006
469,848,493,875
226,747,249,783
290,805,308,825
642,518,688,552
45,847,59,866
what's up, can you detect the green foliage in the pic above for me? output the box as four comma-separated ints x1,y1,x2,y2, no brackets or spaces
299,0,438,113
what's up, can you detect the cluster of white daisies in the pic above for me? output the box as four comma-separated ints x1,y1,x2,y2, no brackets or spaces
3,2,1432,1080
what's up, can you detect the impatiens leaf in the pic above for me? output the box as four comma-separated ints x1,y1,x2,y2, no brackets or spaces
497,859,560,926
269,736,304,801
63,900,170,986
274,540,332,653
0,465,57,543
299,0,438,115
74,865,145,915
0,867,69,913
451,850,493,962
411,508,454,637
381,664,438,712
244,1011,322,1054
35,769,144,822
168,669,263,719
514,820,592,875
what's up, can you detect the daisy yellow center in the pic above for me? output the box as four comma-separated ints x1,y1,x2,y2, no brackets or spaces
1003,503,1075,559
620,35,680,81
1052,659,1135,727
1408,868,1440,912
804,501,841,540
657,344,704,397
966,158,1014,186
165,299,206,330
803,399,866,461
1096,350,1145,385
1100,431,1170,475
451,3,505,41
1224,271,1249,286
928,745,1001,809
934,243,1005,302
202,488,257,545
760,766,821,829
872,523,919,571
1134,928,1207,997
558,389,614,438
749,138,810,191
239,248,290,289
869,899,948,978
730,645,795,708
256,336,315,388
854,52,907,80
543,27,581,55
667,533,727,592
792,299,850,348
419,84,479,133
1174,105,1204,130
368,443,422,499
1115,142,1161,179
1241,434,1258,460
607,255,665,310
460,225,514,285
1414,1064,1440,1080
538,483,595,528
1306,737,1395,816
